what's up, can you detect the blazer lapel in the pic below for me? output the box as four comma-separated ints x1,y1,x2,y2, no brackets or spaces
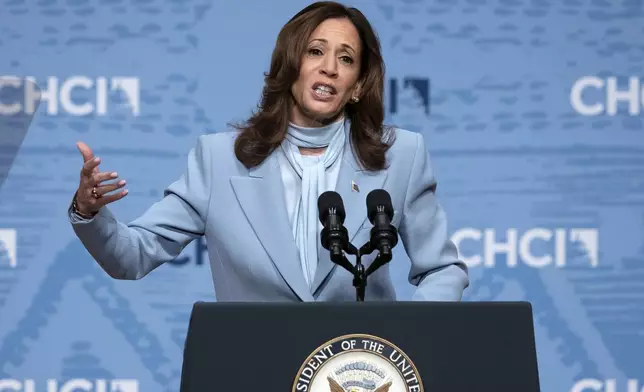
230,153,314,302
311,137,388,295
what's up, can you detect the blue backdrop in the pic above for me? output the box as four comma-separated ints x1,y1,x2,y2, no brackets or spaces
1,1,642,391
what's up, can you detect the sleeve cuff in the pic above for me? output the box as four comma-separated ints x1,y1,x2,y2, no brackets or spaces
67,196,98,223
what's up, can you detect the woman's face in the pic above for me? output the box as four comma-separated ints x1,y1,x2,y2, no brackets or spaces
290,17,362,127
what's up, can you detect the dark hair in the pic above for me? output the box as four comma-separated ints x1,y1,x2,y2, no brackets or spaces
232,1,394,171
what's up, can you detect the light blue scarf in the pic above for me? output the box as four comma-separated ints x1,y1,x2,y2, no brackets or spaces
280,119,346,288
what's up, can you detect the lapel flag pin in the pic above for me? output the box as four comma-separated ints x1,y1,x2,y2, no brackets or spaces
351,180,360,192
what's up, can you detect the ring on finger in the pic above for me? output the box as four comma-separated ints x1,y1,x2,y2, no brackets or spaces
92,186,100,199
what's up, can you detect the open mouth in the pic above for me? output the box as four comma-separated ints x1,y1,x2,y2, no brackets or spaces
312,82,337,97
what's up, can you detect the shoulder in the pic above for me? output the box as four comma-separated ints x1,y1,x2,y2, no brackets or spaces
187,130,247,173
383,126,427,167
196,130,238,151
381,127,438,197
388,126,423,148
193,130,240,161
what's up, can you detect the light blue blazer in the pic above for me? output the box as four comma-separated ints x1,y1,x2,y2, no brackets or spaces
69,126,469,302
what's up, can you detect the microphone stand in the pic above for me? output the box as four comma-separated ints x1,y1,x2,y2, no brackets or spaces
329,240,394,302
322,225,396,302
352,254,366,302
328,242,367,302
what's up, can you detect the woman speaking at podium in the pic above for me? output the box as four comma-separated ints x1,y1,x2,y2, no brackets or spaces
68,1,469,302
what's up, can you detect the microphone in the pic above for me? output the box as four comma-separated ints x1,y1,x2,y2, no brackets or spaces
318,191,357,274
318,191,367,301
364,189,398,276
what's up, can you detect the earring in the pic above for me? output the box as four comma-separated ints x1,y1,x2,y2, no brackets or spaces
351,97,360,103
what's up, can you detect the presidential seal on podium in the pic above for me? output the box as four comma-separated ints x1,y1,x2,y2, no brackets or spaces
292,333,423,392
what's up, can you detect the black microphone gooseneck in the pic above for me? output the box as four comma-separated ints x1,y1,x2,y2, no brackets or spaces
359,189,399,277
318,191,363,300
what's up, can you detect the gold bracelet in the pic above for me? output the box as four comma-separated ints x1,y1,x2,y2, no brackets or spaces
72,193,97,219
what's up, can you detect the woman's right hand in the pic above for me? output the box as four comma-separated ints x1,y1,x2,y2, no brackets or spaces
74,141,128,217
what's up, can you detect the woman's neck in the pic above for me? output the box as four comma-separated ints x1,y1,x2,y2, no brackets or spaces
289,109,345,128
299,147,325,156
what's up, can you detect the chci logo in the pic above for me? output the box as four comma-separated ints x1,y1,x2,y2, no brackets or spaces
292,333,423,392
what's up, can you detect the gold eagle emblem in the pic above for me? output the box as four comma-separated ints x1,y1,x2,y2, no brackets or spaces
327,376,392,392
